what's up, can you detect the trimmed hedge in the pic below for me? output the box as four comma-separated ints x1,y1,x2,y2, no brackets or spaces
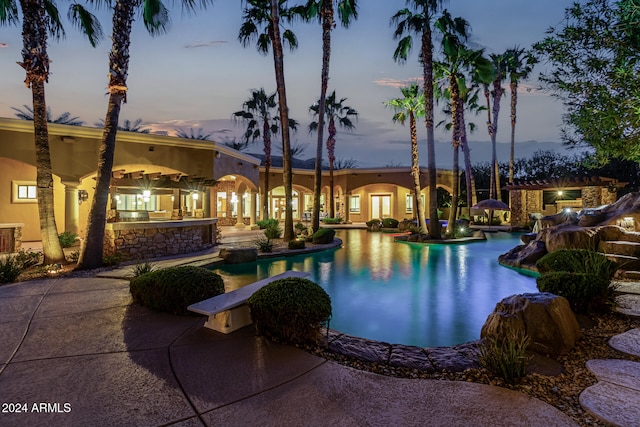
247,277,331,345
288,239,306,250
257,218,278,230
536,249,617,278
129,266,224,315
322,217,343,224
382,218,399,228
536,271,613,314
312,228,336,244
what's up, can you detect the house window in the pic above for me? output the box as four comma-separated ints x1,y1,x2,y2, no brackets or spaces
12,181,37,204
349,195,360,213
406,193,425,213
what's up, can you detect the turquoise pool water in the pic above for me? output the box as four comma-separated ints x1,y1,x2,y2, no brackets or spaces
212,229,537,347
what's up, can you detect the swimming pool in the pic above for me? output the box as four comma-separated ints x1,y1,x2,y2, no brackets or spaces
211,229,537,347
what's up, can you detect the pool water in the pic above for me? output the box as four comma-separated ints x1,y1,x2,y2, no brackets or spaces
212,229,537,347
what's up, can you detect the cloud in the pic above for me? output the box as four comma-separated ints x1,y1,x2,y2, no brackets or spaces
372,77,423,88
0,43,8,48
184,40,228,49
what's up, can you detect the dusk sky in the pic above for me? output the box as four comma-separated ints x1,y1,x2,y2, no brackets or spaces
0,0,578,168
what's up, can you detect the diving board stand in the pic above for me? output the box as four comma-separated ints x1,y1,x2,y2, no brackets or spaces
188,270,310,334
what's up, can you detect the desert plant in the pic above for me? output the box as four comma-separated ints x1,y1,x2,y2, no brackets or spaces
257,219,279,230
131,260,157,278
382,218,399,228
264,222,283,240
102,252,129,267
312,228,336,244
247,277,331,345
0,255,23,284
288,239,306,250
58,231,78,248
536,271,615,314
256,238,274,253
13,249,41,268
477,331,530,384
129,266,224,315
68,251,80,263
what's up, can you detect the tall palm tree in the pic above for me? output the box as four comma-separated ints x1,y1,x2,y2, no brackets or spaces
385,83,428,234
12,105,85,125
233,88,296,220
483,52,508,201
309,90,357,218
391,0,446,239
1,0,102,264
303,0,358,232
239,0,305,241
434,12,492,235
505,47,537,184
78,0,210,270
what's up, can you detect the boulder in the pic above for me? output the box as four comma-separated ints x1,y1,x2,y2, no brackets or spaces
540,224,601,252
498,240,547,268
481,292,581,358
219,247,257,264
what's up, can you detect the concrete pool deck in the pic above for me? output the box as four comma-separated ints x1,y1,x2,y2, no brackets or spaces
0,227,583,426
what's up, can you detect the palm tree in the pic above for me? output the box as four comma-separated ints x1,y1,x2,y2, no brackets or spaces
391,0,446,239
12,105,85,125
233,88,293,220
303,0,358,232
434,12,492,235
94,118,151,133
239,0,305,241
1,0,102,264
309,90,357,218
385,83,428,234
505,47,537,184
78,0,210,270
175,127,213,140
483,52,508,201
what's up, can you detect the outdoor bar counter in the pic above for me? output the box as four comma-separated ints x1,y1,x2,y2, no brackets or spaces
104,218,217,259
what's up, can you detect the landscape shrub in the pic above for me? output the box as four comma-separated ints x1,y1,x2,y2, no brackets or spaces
257,218,279,230
288,239,306,250
264,222,282,239
256,237,274,253
312,228,336,244
58,231,78,248
381,218,399,228
131,260,157,278
536,271,614,314
13,249,41,268
365,219,381,227
129,266,224,315
247,277,331,345
322,217,343,224
536,249,617,279
102,252,129,267
295,222,307,235
477,331,530,384
0,255,23,284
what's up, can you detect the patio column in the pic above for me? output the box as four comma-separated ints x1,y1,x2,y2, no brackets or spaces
62,182,80,234
344,194,351,223
172,189,183,220
235,192,245,229
249,191,258,229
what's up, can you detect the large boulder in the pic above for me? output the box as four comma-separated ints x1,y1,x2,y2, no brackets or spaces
219,247,258,264
498,240,547,269
481,293,581,358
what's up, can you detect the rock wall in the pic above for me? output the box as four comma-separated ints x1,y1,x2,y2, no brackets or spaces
103,222,216,259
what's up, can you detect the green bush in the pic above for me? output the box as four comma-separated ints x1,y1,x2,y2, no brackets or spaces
247,277,331,345
129,266,224,315
312,228,336,244
58,231,78,248
536,271,614,314
257,219,279,230
288,240,306,250
264,222,282,240
295,222,307,233
102,252,129,267
130,260,157,278
366,219,381,227
322,217,343,224
477,331,530,384
256,237,274,253
13,249,41,268
536,249,617,278
0,255,23,284
382,218,399,228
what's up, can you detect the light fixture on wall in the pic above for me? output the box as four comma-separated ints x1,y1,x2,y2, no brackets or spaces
78,190,89,204
143,190,151,202
192,192,199,200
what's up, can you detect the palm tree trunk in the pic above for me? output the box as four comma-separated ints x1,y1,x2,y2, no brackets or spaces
327,118,336,218
20,0,65,264
78,0,134,269
460,102,476,218
270,0,294,241
492,80,504,201
447,77,461,237
421,26,441,239
484,86,496,200
263,120,271,219
409,112,427,234
313,0,333,232
509,80,518,184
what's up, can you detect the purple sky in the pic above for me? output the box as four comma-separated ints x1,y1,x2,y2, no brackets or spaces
0,0,578,168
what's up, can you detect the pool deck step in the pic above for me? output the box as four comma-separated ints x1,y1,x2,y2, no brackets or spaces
599,240,640,257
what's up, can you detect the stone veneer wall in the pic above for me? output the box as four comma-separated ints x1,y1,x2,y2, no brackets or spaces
581,186,601,208
509,190,527,227
103,219,217,259
0,224,23,253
